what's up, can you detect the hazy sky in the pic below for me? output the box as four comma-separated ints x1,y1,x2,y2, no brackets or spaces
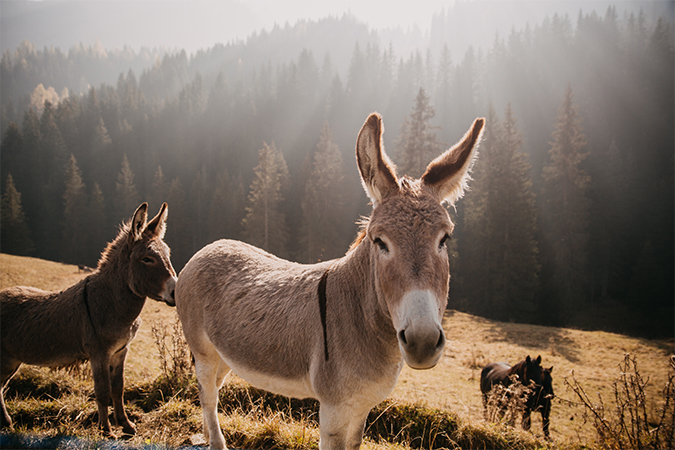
1,0,452,54
2,0,671,55
243,0,450,32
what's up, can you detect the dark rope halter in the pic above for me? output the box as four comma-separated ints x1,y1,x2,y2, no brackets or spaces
318,267,330,361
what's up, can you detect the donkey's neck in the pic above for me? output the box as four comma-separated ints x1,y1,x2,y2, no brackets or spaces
329,241,399,357
89,258,146,326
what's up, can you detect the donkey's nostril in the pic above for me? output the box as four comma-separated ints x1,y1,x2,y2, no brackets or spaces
171,289,175,300
398,329,407,345
436,330,445,349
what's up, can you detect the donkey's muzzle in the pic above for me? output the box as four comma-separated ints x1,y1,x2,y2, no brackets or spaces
395,290,446,369
398,325,445,369
162,276,177,307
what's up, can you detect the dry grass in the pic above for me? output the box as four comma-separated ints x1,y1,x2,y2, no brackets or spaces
0,253,88,292
2,253,673,449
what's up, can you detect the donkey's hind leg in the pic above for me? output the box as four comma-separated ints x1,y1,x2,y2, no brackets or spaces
110,345,136,435
194,347,227,450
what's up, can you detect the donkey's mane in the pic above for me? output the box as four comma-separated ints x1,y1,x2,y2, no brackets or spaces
97,220,132,271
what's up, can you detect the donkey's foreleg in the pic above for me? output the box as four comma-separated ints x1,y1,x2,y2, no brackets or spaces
0,356,21,429
110,346,136,435
194,354,227,450
90,353,114,436
319,404,369,450
541,405,551,439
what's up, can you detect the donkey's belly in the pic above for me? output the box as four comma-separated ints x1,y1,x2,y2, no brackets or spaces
222,353,315,400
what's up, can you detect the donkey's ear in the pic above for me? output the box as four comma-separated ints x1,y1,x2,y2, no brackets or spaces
548,366,554,373
356,113,399,208
536,355,542,364
130,203,149,241
145,202,168,239
421,117,484,205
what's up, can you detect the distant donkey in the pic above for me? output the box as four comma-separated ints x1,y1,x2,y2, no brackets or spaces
480,355,554,439
1,203,177,436
176,112,484,450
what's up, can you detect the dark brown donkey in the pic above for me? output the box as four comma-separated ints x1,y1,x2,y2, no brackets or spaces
0,203,177,436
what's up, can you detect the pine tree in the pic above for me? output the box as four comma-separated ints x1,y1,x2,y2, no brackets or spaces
191,165,210,251
1,122,23,189
461,104,539,321
1,174,35,255
89,117,114,193
540,85,591,316
86,182,107,265
208,169,246,242
114,154,140,221
39,101,70,259
242,142,290,257
166,177,190,269
62,154,88,264
149,165,168,208
395,87,443,178
299,122,346,263
208,169,232,242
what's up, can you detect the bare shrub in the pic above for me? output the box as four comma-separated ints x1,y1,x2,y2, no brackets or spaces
564,353,675,450
141,317,197,410
483,375,534,429
151,317,192,382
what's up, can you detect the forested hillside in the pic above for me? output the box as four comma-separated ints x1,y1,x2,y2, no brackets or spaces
1,6,672,336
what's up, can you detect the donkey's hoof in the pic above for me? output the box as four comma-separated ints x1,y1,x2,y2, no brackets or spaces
189,434,207,446
121,421,137,436
0,419,12,430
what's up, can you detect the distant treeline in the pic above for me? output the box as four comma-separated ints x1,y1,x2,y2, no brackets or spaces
1,8,672,336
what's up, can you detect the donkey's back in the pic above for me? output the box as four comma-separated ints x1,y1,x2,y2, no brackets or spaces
177,239,330,397
1,283,90,367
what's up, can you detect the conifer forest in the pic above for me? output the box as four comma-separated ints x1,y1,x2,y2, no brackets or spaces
1,3,673,337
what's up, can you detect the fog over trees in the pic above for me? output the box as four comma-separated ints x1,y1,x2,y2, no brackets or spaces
1,3,672,337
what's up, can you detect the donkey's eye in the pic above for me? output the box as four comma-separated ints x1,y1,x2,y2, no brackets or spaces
141,257,155,265
439,234,450,250
373,238,389,253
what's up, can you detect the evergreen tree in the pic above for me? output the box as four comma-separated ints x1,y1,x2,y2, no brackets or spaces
19,108,42,235
395,87,443,178
208,169,246,242
1,173,35,255
242,141,289,257
62,154,88,264
540,85,591,317
149,165,168,208
87,182,107,265
0,122,23,192
114,154,140,221
39,101,69,259
299,122,346,263
208,169,232,242
89,117,114,193
165,177,190,269
191,165,210,251
461,104,539,322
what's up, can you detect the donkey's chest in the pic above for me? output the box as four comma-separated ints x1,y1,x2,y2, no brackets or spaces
91,317,141,354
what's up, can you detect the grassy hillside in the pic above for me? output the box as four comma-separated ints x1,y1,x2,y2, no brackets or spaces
1,253,673,449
